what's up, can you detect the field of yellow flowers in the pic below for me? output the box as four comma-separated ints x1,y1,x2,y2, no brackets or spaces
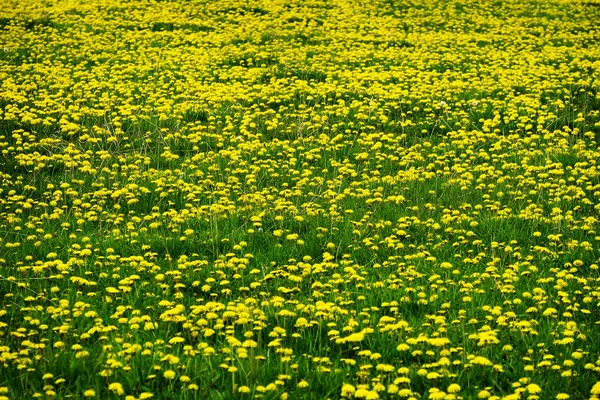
1,0,600,398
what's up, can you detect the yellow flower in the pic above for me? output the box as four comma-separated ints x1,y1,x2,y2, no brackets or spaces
286,233,298,241
527,384,542,394
83,389,95,397
447,384,461,393
397,343,410,351
375,364,395,372
108,382,124,396
163,370,176,380
341,384,355,397
428,388,446,400
298,380,309,388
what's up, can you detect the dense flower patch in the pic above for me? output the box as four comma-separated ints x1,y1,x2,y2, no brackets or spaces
1,0,600,399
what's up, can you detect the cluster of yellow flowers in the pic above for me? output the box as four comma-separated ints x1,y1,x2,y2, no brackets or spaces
1,0,600,398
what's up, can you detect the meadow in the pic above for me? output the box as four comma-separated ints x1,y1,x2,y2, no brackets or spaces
1,0,600,398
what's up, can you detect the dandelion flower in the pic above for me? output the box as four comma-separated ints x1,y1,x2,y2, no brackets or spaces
108,383,124,396
163,370,176,380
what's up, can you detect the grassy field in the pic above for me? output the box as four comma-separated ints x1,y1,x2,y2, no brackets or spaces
1,0,600,398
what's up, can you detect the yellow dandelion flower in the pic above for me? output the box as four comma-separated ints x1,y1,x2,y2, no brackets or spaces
397,343,410,351
163,370,176,380
108,383,124,396
526,384,542,394
448,384,461,393
298,380,309,388
341,384,355,397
